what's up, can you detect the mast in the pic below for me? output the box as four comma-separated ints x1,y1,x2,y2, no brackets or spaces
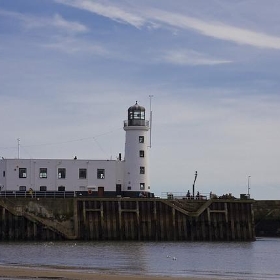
17,138,20,159
149,95,153,148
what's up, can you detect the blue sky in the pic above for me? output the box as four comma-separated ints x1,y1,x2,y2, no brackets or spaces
1,0,280,199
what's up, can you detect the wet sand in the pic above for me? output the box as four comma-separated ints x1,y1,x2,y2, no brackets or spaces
0,265,224,280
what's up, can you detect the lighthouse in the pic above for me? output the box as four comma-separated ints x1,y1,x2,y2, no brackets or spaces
123,102,150,196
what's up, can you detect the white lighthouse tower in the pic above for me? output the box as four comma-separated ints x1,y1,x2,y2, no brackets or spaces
123,102,150,196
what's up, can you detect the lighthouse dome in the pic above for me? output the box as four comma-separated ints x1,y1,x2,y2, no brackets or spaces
128,101,145,112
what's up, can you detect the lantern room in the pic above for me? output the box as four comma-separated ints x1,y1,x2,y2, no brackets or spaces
127,101,146,126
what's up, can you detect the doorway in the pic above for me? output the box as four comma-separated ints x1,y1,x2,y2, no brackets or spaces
98,186,104,197
116,184,122,195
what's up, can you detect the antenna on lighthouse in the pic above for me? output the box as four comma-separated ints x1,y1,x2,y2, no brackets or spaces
149,95,153,148
17,138,20,159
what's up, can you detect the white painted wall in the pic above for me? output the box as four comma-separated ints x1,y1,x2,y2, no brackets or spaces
124,125,150,192
0,158,124,192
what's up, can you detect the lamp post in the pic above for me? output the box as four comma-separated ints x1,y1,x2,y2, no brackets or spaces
247,176,251,198
192,171,197,198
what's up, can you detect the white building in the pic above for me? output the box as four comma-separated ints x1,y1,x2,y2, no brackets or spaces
0,102,152,198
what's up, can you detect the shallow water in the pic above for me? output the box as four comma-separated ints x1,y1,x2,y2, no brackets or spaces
0,238,280,279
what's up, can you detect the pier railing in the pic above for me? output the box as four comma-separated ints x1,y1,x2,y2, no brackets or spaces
0,191,75,199
161,191,209,200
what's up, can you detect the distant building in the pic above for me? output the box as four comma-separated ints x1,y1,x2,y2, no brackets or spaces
0,102,152,198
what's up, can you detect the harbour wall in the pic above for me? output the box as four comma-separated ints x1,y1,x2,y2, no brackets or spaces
254,200,280,237
0,197,255,241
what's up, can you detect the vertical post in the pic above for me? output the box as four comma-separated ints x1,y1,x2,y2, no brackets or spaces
192,171,197,198
247,176,251,197
82,201,86,225
136,201,140,240
100,201,104,240
207,208,212,241
118,201,122,240
172,207,176,240
73,199,79,239
17,138,20,159
153,200,158,240
2,207,6,240
149,95,153,148
250,202,255,240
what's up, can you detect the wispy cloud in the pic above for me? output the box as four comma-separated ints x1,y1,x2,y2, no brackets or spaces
55,0,145,28
54,1,280,50
146,9,280,50
161,49,232,66
0,9,88,34
41,37,109,55
52,14,89,33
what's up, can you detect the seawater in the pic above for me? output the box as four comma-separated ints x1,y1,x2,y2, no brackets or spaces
0,238,280,279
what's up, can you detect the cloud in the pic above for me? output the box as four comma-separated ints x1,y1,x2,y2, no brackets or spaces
147,9,280,50
160,49,232,66
41,37,109,55
55,0,145,28
0,9,88,34
54,1,280,49
52,14,89,33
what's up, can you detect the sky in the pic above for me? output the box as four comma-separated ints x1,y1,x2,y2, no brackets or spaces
0,0,280,199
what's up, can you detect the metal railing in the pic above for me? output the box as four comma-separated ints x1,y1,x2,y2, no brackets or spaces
161,192,209,200
123,120,149,127
0,191,75,199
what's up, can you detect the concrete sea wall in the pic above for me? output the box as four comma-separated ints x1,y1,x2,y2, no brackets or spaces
0,198,255,241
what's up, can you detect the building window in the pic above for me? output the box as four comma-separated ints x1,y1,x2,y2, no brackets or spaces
39,168,47,178
79,186,86,190
40,186,47,191
127,186,131,190
140,166,145,174
3,171,5,177
58,168,66,179
97,169,105,179
19,186,26,191
140,183,145,190
139,150,144,157
79,168,87,179
139,136,144,143
19,168,27,178
58,185,65,191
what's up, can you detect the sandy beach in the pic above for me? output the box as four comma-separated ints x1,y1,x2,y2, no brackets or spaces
0,265,224,280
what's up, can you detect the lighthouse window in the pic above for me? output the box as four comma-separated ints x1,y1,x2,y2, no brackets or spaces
140,166,145,174
39,168,47,178
79,168,87,179
58,168,66,179
133,111,141,119
97,169,105,179
139,150,145,157
140,183,145,190
139,136,144,143
19,168,27,178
